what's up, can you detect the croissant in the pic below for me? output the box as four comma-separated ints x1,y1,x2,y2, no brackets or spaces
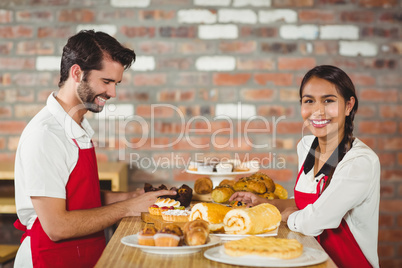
211,185,235,203
183,219,210,246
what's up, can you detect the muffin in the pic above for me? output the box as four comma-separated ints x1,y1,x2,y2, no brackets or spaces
154,224,184,247
138,224,157,246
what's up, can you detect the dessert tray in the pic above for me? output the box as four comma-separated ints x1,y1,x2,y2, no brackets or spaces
121,234,221,254
204,246,329,267
211,227,278,241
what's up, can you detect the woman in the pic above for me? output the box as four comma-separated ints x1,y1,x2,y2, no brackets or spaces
230,65,380,268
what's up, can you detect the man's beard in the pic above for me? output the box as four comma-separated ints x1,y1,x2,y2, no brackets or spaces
77,80,105,113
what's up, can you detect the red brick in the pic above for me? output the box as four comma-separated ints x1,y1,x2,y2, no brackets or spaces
58,9,95,22
0,26,34,38
279,88,300,102
261,42,298,54
381,170,402,181
138,10,175,20
213,73,251,86
0,137,5,150
133,74,166,86
212,136,253,151
37,26,73,38
7,136,20,151
219,41,257,54
13,73,52,86
136,104,176,118
276,122,304,134
278,57,316,71
0,10,13,23
121,26,155,38
16,10,53,22
175,73,209,86
379,153,396,167
0,106,12,118
128,137,171,150
152,152,191,169
380,184,395,197
340,11,375,23
360,89,398,102
159,26,196,38
0,57,35,70
0,121,26,134
173,169,204,182
358,0,398,8
240,89,275,101
29,0,69,5
273,0,314,6
358,121,397,134
14,104,44,118
398,153,402,166
0,153,16,162
310,41,338,55
176,42,214,54
378,244,394,258
379,137,402,151
259,168,294,182
198,88,218,102
257,105,295,117
237,59,275,70
240,27,276,38
380,200,402,213
254,73,293,86
192,121,233,135
379,228,402,242
96,10,136,21
157,58,193,70
299,10,336,22
16,40,54,55
378,74,402,86
0,42,13,55
379,12,402,23
357,105,376,118
153,122,187,134
172,137,211,151
362,26,399,38
379,213,394,227
380,105,402,118
349,74,376,86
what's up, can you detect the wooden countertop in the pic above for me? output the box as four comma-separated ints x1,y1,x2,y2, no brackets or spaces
95,216,337,268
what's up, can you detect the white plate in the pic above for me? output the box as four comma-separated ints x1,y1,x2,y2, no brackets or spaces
121,235,221,254
211,228,278,240
204,246,328,267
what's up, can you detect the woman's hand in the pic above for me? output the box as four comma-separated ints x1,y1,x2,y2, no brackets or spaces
281,206,299,222
229,191,267,207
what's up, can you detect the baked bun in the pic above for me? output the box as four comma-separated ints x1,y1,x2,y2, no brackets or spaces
183,219,210,246
258,192,279,200
194,177,213,194
274,183,288,199
250,172,276,193
219,179,236,188
211,185,235,203
233,177,267,194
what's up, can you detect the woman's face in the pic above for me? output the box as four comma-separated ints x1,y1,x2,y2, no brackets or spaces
301,77,354,142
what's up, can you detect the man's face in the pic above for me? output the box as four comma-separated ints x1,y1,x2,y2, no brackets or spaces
77,58,124,113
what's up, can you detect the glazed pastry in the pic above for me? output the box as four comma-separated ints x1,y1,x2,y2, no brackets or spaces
233,177,267,194
224,236,303,259
274,183,288,199
162,209,191,222
211,185,235,203
154,224,184,247
189,202,232,233
250,172,276,193
194,177,213,194
223,203,281,235
183,219,210,246
258,192,279,200
219,179,236,188
137,224,157,246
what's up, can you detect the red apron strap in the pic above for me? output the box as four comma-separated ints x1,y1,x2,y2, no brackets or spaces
14,219,30,243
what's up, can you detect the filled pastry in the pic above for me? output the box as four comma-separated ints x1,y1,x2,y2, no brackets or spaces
189,202,232,233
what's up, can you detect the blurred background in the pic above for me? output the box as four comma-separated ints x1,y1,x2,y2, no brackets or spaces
0,0,401,267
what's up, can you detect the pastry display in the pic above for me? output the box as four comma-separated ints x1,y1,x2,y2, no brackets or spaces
216,162,233,173
211,185,235,203
197,163,214,173
154,224,184,247
137,224,157,246
183,219,210,246
161,209,191,222
233,163,250,172
194,177,213,194
189,202,232,233
224,236,303,259
223,203,281,235
187,159,255,174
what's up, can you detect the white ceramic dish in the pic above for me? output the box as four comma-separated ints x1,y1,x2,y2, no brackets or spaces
211,227,278,240
204,246,328,267
121,234,221,254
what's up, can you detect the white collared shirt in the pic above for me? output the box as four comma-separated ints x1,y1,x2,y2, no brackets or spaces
288,135,380,268
14,92,95,267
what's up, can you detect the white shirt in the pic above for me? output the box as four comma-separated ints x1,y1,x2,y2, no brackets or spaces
288,135,380,268
14,92,94,267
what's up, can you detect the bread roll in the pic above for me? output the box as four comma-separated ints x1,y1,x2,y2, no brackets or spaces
211,185,235,203
194,177,213,194
250,172,276,193
183,219,209,246
190,202,232,233
223,203,281,235
233,177,267,194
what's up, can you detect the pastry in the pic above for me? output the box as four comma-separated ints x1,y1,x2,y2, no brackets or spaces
154,224,184,247
224,236,303,259
274,183,288,199
197,163,214,173
188,161,199,171
216,162,233,173
148,198,181,216
137,224,157,246
219,179,236,188
233,177,267,194
176,184,193,207
258,192,279,200
211,185,235,203
144,183,168,192
250,172,276,193
183,219,210,246
233,163,250,172
223,203,281,235
162,209,191,222
194,177,213,194
189,202,232,233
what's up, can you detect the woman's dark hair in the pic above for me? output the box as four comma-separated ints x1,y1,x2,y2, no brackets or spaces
58,30,136,87
299,65,358,154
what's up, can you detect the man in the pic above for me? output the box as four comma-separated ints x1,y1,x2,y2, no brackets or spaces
13,30,175,267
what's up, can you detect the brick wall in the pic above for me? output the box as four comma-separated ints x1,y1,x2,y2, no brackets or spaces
0,0,401,266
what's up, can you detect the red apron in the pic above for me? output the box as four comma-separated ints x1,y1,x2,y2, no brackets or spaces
14,139,106,268
294,165,371,268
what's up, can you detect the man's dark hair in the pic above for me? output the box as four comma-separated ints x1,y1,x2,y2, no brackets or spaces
58,30,136,87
